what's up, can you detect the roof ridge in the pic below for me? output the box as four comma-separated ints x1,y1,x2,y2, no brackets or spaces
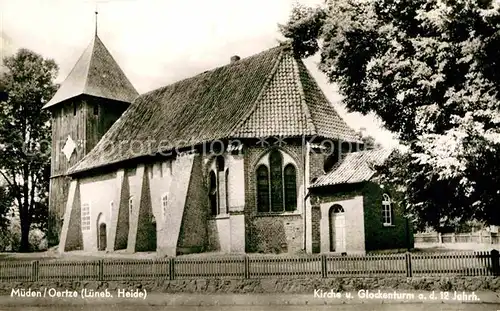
292,56,317,135
139,46,285,101
44,37,94,108
85,35,139,96
295,59,360,142
229,47,286,137
82,35,97,95
311,147,393,188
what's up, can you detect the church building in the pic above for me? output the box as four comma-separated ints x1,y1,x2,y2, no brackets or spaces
44,29,413,256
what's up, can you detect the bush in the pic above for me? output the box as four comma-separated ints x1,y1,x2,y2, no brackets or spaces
0,220,21,251
0,219,47,252
29,228,47,251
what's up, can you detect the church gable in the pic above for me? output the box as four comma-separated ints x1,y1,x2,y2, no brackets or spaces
236,52,360,142
235,52,315,138
296,60,359,141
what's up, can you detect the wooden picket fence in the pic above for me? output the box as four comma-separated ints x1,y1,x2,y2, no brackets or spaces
0,250,498,282
414,232,500,244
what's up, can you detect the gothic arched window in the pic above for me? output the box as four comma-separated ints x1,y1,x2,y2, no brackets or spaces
208,155,230,217
256,150,298,213
216,156,225,172
284,164,297,211
209,171,218,216
256,165,270,213
269,150,283,212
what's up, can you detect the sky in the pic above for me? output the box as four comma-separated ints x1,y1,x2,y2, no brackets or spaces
0,0,398,147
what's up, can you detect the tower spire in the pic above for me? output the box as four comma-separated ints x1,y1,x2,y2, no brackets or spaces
95,8,98,36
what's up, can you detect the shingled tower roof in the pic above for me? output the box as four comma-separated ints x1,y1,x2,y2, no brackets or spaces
69,45,361,175
43,35,138,109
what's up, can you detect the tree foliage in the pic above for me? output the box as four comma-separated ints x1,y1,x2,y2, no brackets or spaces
280,0,500,229
0,49,58,251
0,184,11,229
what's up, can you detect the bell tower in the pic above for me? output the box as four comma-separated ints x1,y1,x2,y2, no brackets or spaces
43,16,138,245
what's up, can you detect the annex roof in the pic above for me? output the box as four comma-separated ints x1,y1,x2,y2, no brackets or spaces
310,148,394,188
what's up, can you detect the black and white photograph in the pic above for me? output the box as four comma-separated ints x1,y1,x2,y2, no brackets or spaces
0,0,499,310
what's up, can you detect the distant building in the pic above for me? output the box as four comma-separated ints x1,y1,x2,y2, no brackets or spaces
45,29,413,256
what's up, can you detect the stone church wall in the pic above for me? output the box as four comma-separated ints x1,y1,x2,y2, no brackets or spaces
147,161,173,252
244,143,305,254
204,152,246,253
79,172,117,251
75,159,177,253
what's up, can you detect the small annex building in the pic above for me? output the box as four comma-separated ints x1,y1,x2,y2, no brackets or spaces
45,31,414,256
310,149,414,254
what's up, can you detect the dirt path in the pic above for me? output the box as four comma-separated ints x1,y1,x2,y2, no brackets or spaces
1,291,499,306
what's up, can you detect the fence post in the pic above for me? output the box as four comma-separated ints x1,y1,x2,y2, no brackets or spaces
98,260,104,281
479,231,483,244
31,261,39,282
491,249,499,276
244,255,250,279
438,232,442,244
169,257,175,280
405,252,412,277
321,254,327,278
452,233,456,243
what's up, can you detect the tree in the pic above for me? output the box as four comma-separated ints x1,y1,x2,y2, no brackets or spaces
0,49,58,251
0,183,12,228
280,0,500,229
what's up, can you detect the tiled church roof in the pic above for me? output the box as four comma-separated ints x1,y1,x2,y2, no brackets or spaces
68,45,360,175
43,35,138,109
310,148,394,188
